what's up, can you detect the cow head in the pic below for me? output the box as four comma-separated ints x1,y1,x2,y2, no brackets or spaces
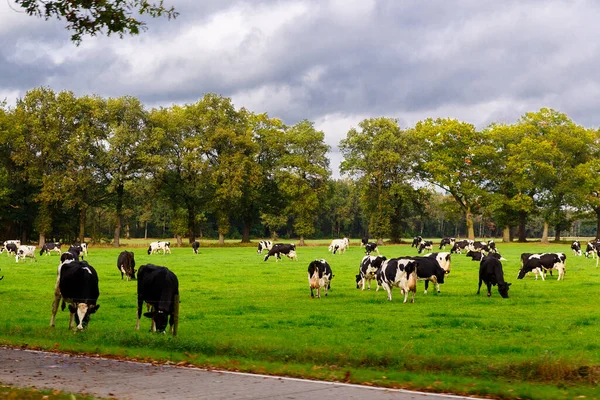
69,303,100,329
144,309,170,333
355,274,362,289
147,245,152,255
517,268,528,279
497,282,511,298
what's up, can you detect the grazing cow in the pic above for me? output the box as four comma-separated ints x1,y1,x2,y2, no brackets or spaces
376,258,419,302
147,241,171,255
364,242,379,255
424,252,451,273
585,241,599,259
307,259,333,298
571,241,582,256
1,242,18,257
192,241,200,254
406,256,447,294
117,251,136,281
68,245,84,260
439,237,455,250
417,240,433,254
469,241,490,254
356,255,387,290
411,236,423,248
477,256,510,298
488,240,498,253
50,260,100,330
15,245,37,262
264,243,296,262
40,242,62,256
468,251,505,262
450,239,472,254
518,253,566,281
328,238,349,254
136,264,179,335
257,240,273,254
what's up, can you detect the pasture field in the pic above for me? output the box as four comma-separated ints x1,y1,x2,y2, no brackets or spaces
1,241,599,399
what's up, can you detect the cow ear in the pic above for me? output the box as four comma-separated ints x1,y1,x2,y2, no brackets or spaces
92,304,100,313
143,312,155,318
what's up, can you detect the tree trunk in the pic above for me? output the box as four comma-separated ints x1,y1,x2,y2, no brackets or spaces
518,211,527,242
78,208,86,243
113,183,124,247
554,224,561,242
377,237,384,246
218,233,225,245
187,206,196,243
595,207,600,240
39,233,46,248
541,222,549,243
144,221,148,240
241,223,251,243
176,235,183,247
299,235,305,246
466,208,475,240
503,225,511,242
125,224,130,239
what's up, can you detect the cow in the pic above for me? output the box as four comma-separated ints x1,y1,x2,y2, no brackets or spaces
417,240,433,254
1,242,18,257
585,241,599,259
60,252,76,263
264,243,296,262
364,242,379,255
192,241,200,254
467,251,505,262
15,245,37,263
80,243,89,256
40,242,62,256
450,239,472,254
50,259,100,330
257,240,272,255
488,240,498,253
424,252,451,273
307,259,333,298
136,264,179,335
571,241,582,256
469,241,490,254
439,237,455,250
117,251,136,281
477,256,510,298
518,253,566,281
376,258,419,302
328,238,349,254
406,256,447,294
68,245,84,260
356,255,387,290
411,236,423,248
147,241,171,255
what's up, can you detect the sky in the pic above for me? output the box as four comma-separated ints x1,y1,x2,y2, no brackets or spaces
2,0,600,177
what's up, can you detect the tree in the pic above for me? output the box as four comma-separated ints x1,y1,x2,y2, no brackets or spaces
13,0,177,43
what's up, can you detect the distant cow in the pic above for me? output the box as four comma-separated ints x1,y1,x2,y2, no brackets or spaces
264,243,297,262
356,255,387,290
518,253,566,281
192,241,200,254
1,242,18,257
411,236,423,248
585,241,599,259
364,242,379,255
468,251,505,262
257,240,272,254
417,240,433,254
40,242,62,256
50,260,100,330
488,240,497,253
571,241,582,256
376,257,419,302
117,251,136,281
469,241,490,254
16,245,37,263
439,237,455,250
80,243,89,256
308,259,333,298
328,238,349,254
407,256,447,294
136,264,179,335
68,245,84,260
450,239,472,254
147,241,171,255
477,256,510,298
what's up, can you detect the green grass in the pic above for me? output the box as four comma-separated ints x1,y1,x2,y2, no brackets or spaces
0,384,100,399
1,241,599,399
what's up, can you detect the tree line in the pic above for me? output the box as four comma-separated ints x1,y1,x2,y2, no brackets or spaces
1,88,599,246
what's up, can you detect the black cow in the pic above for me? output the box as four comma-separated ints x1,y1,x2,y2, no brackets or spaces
417,240,433,254
406,256,447,294
376,258,419,302
364,242,379,255
518,253,566,281
257,240,272,255
308,259,333,298
192,241,200,254
571,241,582,256
40,242,62,256
356,255,387,290
477,256,510,298
264,243,296,261
439,237,455,250
136,264,179,335
50,260,100,330
117,251,136,281
466,250,483,261
411,236,423,248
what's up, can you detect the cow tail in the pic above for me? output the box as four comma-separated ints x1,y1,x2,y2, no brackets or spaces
172,294,179,337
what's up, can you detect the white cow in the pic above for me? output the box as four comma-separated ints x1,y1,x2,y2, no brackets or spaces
16,245,37,263
328,238,349,254
147,241,171,255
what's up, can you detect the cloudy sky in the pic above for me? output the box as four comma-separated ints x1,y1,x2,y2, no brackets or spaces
2,0,600,176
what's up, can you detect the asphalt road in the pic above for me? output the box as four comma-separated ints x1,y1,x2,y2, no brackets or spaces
0,347,478,400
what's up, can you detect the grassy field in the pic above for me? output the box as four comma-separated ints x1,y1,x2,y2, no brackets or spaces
1,240,599,399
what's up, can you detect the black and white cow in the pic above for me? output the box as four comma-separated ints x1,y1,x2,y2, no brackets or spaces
328,238,349,254
257,240,273,255
467,251,505,262
406,256,447,294
424,252,451,273
40,242,62,256
469,241,490,254
308,259,333,298
264,243,297,262
147,241,171,255
417,240,433,254
585,241,599,259
117,251,136,281
488,240,498,253
411,236,423,248
68,245,84,260
356,255,387,290
192,241,200,254
136,264,179,335
571,241,582,256
1,242,18,257
364,242,379,255
450,239,472,254
16,245,36,262
518,253,566,281
439,237,455,250
50,259,100,330
376,258,419,302
477,256,510,298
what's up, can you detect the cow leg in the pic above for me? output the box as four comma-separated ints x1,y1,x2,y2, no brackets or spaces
430,276,440,294
75,304,88,330
382,282,392,301
361,278,367,291
410,290,416,303
310,287,314,298
135,299,144,331
68,311,75,330
50,287,62,327
477,278,482,295
423,280,429,294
